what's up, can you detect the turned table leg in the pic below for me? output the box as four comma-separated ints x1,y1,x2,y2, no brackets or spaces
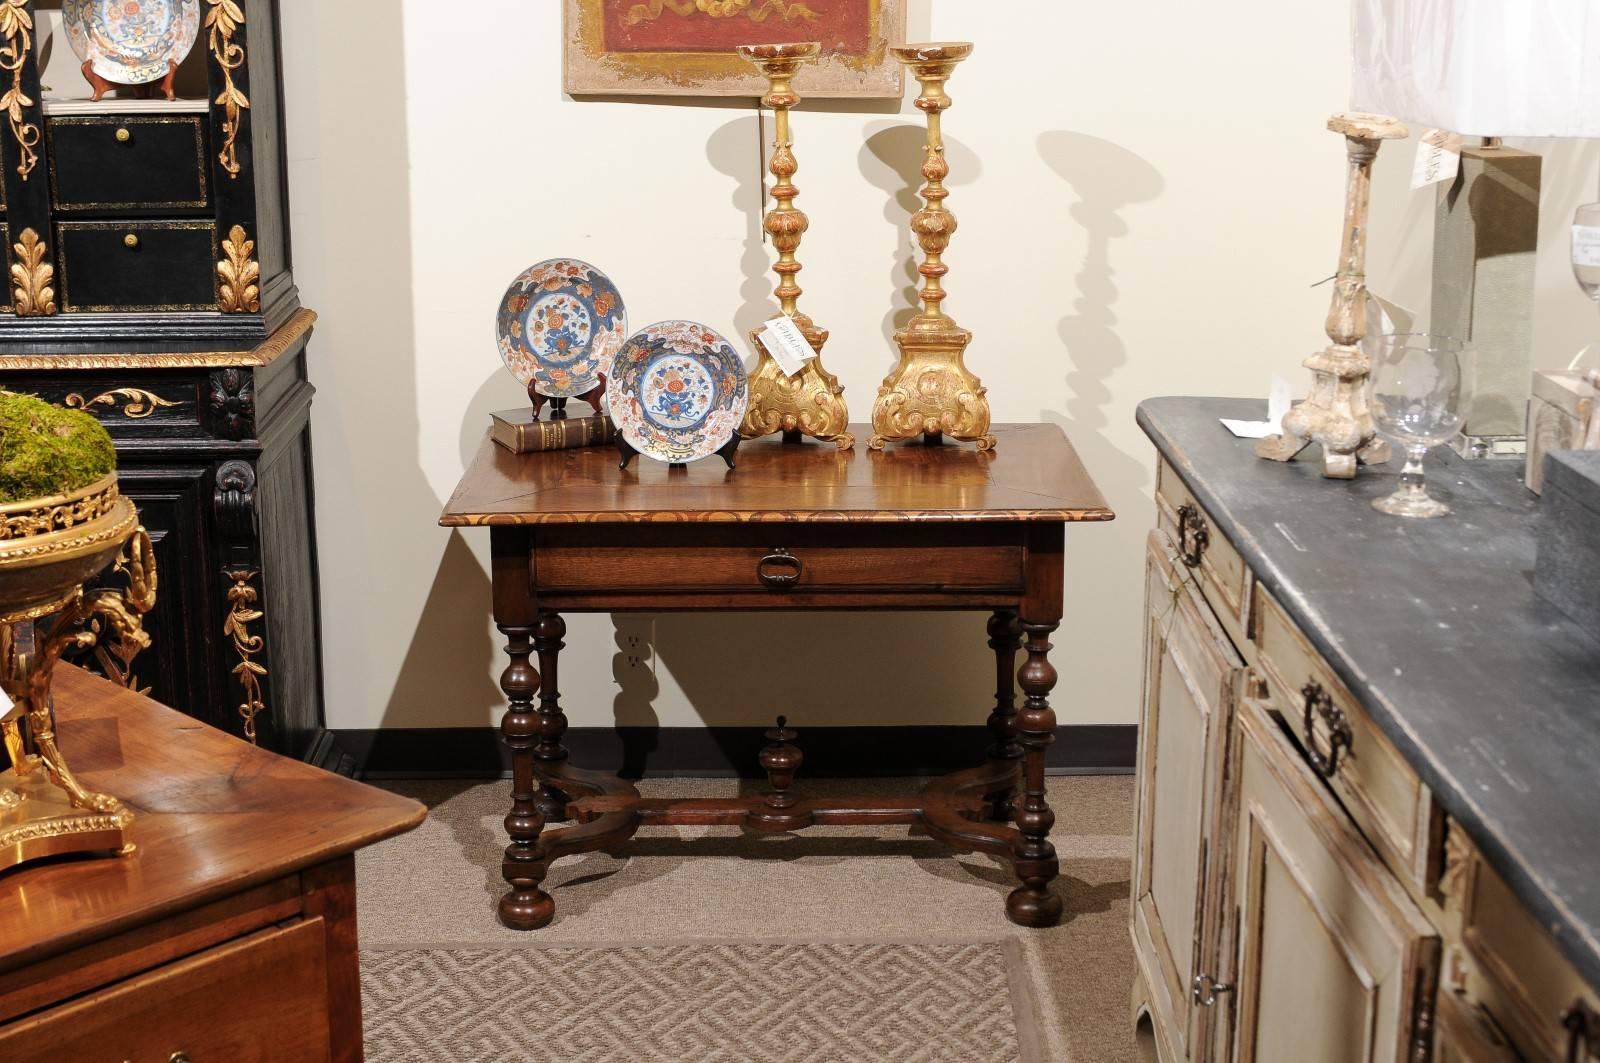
533,612,571,822
497,622,554,929
1007,620,1063,927
984,610,1023,822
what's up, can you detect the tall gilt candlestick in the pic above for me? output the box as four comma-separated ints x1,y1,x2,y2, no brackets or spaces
1259,112,1407,479
869,42,994,452
737,42,853,450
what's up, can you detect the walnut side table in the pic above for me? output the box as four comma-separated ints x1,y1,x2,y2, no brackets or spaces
0,666,425,1062
441,424,1113,930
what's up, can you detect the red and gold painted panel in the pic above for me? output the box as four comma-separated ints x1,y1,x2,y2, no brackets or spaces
564,0,905,97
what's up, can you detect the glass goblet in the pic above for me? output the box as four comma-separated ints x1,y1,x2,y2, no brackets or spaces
1572,202,1600,306
1368,334,1474,519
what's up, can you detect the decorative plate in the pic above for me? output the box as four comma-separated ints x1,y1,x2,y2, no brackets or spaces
496,259,627,399
608,320,749,464
64,0,201,87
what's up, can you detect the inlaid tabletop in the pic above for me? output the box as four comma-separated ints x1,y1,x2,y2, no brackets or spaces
440,423,1114,526
1139,396,1600,989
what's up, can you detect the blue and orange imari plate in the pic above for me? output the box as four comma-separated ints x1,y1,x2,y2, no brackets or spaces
607,320,749,464
496,258,627,399
64,0,201,87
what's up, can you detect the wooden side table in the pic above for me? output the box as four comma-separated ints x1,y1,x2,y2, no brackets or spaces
441,423,1113,931
0,667,425,1063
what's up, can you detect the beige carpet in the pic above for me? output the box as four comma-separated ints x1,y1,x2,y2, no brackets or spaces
357,776,1138,1063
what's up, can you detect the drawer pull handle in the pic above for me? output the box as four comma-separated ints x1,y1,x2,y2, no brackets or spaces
1564,999,1599,1063
1302,681,1352,779
115,127,131,143
757,548,802,589
1192,973,1233,1007
1175,503,1209,569
123,233,140,249
170,1053,192,1063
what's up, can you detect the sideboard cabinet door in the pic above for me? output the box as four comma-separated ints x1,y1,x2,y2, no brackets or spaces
1224,696,1440,1063
1132,532,1244,1062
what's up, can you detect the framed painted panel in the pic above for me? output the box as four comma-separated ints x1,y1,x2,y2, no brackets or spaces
564,0,905,98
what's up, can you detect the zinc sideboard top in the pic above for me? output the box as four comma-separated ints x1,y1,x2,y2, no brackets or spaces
1137,396,1600,989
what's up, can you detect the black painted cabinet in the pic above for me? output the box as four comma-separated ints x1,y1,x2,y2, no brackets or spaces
0,1,326,758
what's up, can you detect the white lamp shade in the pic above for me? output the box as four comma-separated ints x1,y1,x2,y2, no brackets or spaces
1351,0,1600,137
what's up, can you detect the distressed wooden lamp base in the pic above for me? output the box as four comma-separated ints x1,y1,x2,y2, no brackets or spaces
1259,112,1406,480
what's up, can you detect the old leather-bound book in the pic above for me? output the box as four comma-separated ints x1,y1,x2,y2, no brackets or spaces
489,410,615,453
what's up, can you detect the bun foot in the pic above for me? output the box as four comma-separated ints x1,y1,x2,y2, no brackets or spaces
1005,884,1062,928
498,889,555,930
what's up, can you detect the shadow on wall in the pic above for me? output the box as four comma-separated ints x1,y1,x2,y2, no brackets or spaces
860,123,983,360
303,1,501,731
1036,131,1161,498
706,114,777,348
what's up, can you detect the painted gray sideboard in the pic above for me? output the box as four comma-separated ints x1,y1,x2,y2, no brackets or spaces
1131,396,1600,1063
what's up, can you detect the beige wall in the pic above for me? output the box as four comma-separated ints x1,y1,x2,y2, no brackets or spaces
279,1,1600,732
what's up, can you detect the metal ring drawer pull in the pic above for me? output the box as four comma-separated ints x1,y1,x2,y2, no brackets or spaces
757,548,802,589
1564,999,1599,1063
1192,973,1233,1007
1175,502,1209,569
1302,680,1352,780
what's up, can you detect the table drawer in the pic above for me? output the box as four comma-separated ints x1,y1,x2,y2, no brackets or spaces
48,114,210,214
57,220,218,312
534,525,1025,600
0,918,331,1061
1253,581,1438,889
1155,458,1250,645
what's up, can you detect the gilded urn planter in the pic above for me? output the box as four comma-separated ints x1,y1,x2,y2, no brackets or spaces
0,474,156,871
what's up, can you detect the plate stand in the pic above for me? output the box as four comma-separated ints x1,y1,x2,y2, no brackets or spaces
82,60,179,103
617,430,741,471
529,379,606,422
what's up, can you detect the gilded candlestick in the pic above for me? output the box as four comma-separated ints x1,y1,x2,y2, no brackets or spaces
1259,112,1407,479
736,41,853,450
869,42,994,452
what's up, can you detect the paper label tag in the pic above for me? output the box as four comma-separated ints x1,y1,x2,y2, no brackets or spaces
1219,374,1294,439
1410,128,1461,190
758,316,816,378
0,687,11,716
1573,225,1600,267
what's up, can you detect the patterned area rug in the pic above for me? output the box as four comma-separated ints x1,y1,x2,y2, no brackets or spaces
362,938,1041,1063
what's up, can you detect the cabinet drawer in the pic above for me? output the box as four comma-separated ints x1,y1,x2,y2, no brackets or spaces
1252,581,1438,890
0,919,331,1062
1460,844,1600,1062
1434,988,1521,1062
534,525,1024,602
57,221,218,312
1155,459,1250,645
48,114,210,213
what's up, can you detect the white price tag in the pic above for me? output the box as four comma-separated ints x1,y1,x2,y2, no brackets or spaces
1573,225,1600,268
1410,128,1461,190
758,316,817,378
0,687,12,716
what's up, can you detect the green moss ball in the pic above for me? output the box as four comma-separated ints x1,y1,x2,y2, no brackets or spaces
0,391,117,505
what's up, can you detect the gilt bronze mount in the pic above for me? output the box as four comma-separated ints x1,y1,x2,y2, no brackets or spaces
869,42,994,452
736,41,853,450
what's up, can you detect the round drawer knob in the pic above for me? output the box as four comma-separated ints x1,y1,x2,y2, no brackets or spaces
169,1053,191,1063
115,127,131,142
123,233,140,249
